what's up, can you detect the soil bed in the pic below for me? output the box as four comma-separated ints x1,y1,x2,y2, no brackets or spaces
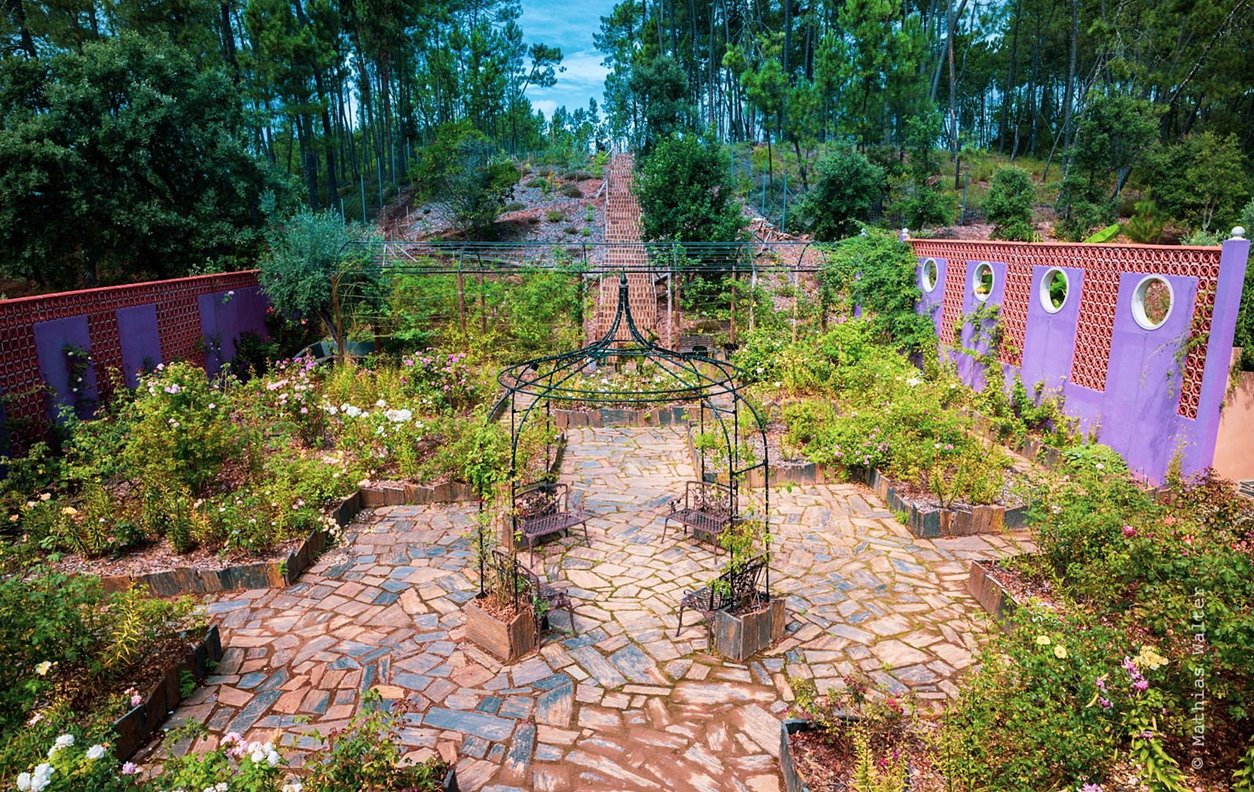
788,721,946,791
52,537,302,579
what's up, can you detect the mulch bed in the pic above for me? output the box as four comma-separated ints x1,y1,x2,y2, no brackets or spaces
52,537,302,579
789,721,947,791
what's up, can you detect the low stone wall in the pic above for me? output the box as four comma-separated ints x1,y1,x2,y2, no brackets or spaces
112,626,223,761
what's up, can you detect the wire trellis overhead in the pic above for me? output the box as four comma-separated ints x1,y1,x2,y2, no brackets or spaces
483,273,773,598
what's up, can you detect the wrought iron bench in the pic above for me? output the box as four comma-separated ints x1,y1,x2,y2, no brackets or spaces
514,481,589,563
663,480,733,545
487,549,577,635
676,553,768,636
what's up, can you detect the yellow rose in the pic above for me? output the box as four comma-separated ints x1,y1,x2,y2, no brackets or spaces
1053,645,1068,659
1034,635,1051,646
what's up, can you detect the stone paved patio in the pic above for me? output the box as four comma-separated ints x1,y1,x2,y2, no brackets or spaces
164,426,1032,791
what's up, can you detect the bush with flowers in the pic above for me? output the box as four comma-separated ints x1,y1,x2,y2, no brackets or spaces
0,569,199,780
7,689,450,792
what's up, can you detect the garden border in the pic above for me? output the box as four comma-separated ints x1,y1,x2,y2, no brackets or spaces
779,718,814,792
99,434,568,597
112,625,223,761
966,559,1022,628
684,426,1029,538
550,405,691,428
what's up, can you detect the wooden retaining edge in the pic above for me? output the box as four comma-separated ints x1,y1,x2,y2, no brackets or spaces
859,467,1030,539
101,434,569,598
551,405,691,428
779,719,814,792
111,625,224,761
966,559,1021,630
960,408,1066,471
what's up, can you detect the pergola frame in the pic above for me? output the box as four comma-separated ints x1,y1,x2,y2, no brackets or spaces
480,273,772,600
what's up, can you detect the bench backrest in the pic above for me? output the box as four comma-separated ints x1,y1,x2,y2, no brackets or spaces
515,482,563,521
707,553,767,610
687,480,732,519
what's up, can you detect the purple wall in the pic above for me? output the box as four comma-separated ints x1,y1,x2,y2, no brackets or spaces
198,286,269,376
915,238,1252,484
34,315,97,421
116,304,162,387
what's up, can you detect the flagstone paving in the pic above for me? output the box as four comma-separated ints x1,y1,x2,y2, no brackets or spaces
162,426,1032,791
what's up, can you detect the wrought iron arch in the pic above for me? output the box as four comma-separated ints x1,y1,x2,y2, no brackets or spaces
483,273,772,598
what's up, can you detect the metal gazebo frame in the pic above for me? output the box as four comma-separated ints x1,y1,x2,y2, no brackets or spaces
479,273,772,600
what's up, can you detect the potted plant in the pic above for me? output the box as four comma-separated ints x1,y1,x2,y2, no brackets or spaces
709,517,787,662
464,506,538,663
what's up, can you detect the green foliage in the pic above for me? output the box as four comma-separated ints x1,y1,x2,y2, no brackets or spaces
626,55,694,152
1144,131,1250,232
0,34,293,290
941,606,1127,789
817,231,936,353
1057,91,1159,241
259,211,382,355
302,690,448,791
1125,199,1165,243
1083,223,1122,243
383,269,583,359
424,126,521,236
794,148,886,241
636,135,747,243
0,570,197,774
984,166,1037,241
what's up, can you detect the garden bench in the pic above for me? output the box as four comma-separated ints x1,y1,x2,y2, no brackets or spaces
675,553,767,636
513,481,589,563
509,552,578,634
663,480,733,545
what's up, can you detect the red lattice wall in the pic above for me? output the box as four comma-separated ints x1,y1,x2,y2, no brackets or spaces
909,240,1222,419
0,271,262,446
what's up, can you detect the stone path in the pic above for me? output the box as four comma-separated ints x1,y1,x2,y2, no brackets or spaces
593,153,662,344
164,427,1031,791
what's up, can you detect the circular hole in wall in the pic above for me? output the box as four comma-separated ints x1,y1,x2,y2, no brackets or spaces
1132,275,1173,330
1040,268,1069,313
921,259,939,292
972,262,994,302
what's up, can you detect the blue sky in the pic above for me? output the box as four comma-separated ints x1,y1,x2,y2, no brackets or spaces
520,0,617,119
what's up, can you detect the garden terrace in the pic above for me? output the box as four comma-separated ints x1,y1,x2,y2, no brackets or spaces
156,424,1029,790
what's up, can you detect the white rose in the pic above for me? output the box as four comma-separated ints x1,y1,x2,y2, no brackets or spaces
85,744,106,761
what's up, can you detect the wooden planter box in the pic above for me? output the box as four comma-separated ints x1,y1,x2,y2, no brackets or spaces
465,597,538,664
780,716,913,792
713,595,786,662
441,768,460,792
966,559,1020,629
112,625,224,761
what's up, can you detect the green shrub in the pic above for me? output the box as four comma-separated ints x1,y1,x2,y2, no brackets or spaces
984,166,1036,241
545,208,564,222
895,182,956,230
941,606,1128,789
794,148,886,240
817,232,936,353
636,134,747,243
1143,131,1250,233
1125,199,1164,243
